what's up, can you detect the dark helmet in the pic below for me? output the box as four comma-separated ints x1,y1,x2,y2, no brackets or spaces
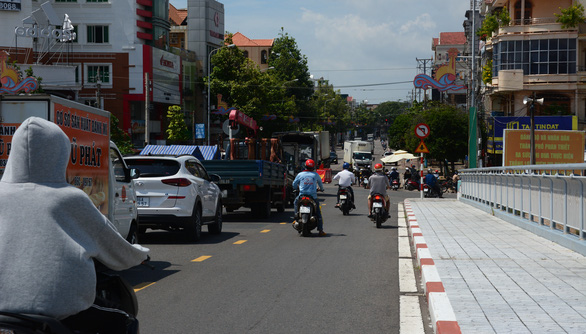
305,159,315,170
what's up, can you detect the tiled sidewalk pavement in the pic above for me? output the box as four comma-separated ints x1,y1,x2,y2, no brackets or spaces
408,199,586,334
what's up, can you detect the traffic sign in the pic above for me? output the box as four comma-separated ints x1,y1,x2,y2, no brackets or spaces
415,123,430,139
415,140,430,153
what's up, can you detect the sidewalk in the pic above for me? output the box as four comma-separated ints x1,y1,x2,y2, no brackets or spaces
405,199,586,334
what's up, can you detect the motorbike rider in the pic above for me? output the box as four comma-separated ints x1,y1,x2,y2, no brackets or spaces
333,162,356,209
424,168,443,198
388,166,400,183
0,117,150,334
367,163,391,218
360,167,372,186
293,159,326,236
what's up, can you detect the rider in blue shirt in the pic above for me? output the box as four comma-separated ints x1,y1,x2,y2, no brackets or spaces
424,169,442,198
293,159,326,236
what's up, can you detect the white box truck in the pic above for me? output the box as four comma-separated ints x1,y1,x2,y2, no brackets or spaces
343,140,374,170
0,95,139,243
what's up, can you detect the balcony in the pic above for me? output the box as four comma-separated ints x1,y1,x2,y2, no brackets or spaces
498,18,577,36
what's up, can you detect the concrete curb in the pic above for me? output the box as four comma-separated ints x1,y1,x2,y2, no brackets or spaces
404,199,461,334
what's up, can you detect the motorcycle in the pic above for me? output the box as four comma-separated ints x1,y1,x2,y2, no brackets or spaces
405,178,420,191
0,262,143,334
423,184,441,198
390,178,400,191
370,193,388,228
294,195,320,237
337,186,354,215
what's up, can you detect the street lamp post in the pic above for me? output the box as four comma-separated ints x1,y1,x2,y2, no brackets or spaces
207,44,235,146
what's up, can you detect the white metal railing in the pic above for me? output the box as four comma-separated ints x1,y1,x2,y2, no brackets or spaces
459,164,586,242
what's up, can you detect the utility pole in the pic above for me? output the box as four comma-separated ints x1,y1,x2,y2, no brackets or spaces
468,0,479,168
416,58,433,104
95,69,102,109
144,72,150,147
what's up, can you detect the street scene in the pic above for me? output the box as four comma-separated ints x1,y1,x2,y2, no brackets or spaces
1,1,586,334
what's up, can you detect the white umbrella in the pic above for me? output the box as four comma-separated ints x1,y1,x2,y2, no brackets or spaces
381,151,417,163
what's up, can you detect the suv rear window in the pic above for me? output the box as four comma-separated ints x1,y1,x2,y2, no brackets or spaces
125,159,180,177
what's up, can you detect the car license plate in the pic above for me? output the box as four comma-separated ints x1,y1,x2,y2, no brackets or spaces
339,195,347,199
373,202,383,208
300,206,311,213
137,197,149,207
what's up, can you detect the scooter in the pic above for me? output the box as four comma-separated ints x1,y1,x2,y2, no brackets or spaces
0,261,146,334
391,178,400,191
370,193,389,228
294,195,320,237
423,184,441,198
337,186,354,215
405,178,420,191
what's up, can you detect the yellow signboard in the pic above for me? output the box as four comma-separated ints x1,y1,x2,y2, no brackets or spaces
415,140,430,154
503,129,585,166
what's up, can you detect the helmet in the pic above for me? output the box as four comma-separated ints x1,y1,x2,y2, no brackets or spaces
305,159,315,170
343,162,350,169
427,169,433,174
391,167,397,171
374,163,383,171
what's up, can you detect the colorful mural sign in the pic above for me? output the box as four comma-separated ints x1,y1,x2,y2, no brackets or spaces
0,51,38,94
413,48,466,92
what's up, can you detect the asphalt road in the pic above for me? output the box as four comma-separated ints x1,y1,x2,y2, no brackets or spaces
120,141,452,333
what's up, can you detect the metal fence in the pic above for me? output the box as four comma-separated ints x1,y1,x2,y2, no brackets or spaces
460,164,586,247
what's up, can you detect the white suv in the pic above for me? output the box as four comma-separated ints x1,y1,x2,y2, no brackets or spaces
124,155,222,241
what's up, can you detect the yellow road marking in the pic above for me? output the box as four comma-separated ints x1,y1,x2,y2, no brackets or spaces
260,229,270,233
234,240,247,244
133,282,155,292
192,255,212,262
280,222,287,225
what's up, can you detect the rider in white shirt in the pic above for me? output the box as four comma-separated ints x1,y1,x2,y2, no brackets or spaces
333,162,356,208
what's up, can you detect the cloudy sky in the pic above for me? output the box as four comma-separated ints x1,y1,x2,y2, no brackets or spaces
170,0,471,104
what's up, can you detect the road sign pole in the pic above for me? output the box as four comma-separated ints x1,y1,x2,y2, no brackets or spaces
420,153,424,199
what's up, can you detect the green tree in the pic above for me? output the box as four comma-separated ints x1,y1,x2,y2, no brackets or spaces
110,114,134,155
166,105,190,143
555,4,585,29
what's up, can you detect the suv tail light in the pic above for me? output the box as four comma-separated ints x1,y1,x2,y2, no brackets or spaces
162,178,192,187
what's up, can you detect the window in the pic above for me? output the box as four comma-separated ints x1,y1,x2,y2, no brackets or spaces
261,50,268,64
514,0,532,24
87,65,110,84
493,38,576,76
243,50,249,58
110,148,127,182
87,25,109,43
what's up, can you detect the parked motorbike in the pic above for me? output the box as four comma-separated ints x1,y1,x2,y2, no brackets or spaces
0,261,143,334
423,184,441,198
337,186,354,215
370,193,388,228
294,195,320,237
390,178,400,191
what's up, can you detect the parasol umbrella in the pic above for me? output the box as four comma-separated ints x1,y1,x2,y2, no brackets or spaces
381,151,417,163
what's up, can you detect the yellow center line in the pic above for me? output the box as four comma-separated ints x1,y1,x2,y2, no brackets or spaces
133,282,155,292
234,240,247,244
192,255,212,262
280,222,287,225
260,229,271,233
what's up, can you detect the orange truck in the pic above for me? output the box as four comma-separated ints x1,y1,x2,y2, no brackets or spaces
0,94,140,243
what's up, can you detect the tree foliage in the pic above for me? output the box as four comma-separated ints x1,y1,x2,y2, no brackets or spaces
166,105,190,143
555,4,586,29
387,102,468,164
110,114,134,155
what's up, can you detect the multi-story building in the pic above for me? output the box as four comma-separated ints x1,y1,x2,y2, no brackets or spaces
478,0,585,164
231,32,273,71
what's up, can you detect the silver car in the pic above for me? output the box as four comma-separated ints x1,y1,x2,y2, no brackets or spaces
124,155,222,241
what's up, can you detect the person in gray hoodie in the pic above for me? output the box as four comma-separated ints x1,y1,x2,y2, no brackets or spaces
0,117,149,332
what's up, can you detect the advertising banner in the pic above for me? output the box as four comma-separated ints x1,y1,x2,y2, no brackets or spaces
488,116,577,154
503,129,585,166
152,48,181,105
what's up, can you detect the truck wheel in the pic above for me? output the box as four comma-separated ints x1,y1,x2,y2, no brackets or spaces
185,205,202,242
208,204,223,234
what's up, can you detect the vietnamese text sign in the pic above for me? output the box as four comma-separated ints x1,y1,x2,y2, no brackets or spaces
503,129,585,166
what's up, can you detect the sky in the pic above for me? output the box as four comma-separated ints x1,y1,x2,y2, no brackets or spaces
170,0,471,104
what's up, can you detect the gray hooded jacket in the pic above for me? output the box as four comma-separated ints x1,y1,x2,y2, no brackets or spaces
0,117,149,319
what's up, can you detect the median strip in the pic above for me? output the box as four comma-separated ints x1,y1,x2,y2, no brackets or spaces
192,255,212,262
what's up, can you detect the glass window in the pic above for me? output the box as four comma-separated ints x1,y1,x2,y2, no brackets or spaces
87,65,110,84
110,148,127,182
124,159,180,177
195,163,210,181
185,160,200,177
87,25,109,43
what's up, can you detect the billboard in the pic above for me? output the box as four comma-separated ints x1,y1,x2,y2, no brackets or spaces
152,48,181,105
488,116,577,154
503,129,585,166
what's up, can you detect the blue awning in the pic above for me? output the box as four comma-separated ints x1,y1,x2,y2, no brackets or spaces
139,145,219,160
